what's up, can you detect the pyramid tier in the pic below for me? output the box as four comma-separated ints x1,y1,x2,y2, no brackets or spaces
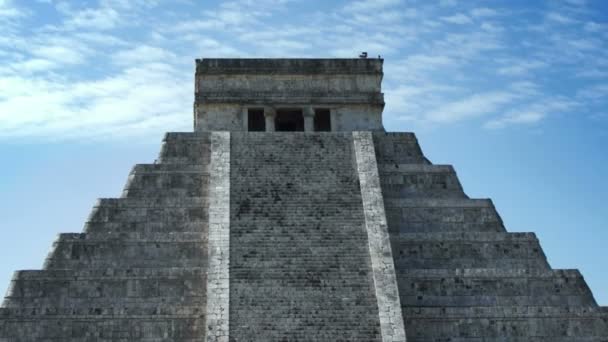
385,198,505,233
44,233,207,269
3,268,206,308
391,232,549,270
397,268,596,307
0,311,204,342
379,164,467,199
402,306,608,342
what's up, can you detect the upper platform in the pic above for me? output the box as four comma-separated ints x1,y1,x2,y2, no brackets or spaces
193,58,385,132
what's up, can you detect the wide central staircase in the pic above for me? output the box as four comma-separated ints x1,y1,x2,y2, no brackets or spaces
229,133,382,341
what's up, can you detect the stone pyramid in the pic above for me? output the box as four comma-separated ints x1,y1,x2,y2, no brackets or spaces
1,58,606,341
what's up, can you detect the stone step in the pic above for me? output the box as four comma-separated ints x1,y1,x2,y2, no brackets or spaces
391,232,549,270
56,232,206,241
84,221,207,234
372,132,429,164
397,268,596,307
131,163,209,173
94,197,208,208
0,314,203,341
403,306,608,341
122,171,209,197
385,198,504,233
88,205,207,223
379,164,467,199
156,132,211,165
228,132,382,342
3,267,206,307
44,236,207,269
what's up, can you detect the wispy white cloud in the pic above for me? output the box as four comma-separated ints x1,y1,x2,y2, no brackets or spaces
0,62,191,140
113,45,177,65
0,0,25,18
485,99,577,129
497,60,548,76
577,84,608,103
343,0,401,13
441,13,472,25
471,7,498,18
0,0,606,139
425,91,517,123
546,12,578,25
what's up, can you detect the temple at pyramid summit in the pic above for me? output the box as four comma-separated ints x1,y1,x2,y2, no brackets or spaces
1,58,607,341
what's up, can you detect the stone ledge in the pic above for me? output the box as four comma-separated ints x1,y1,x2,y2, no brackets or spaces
0,307,204,317
196,58,383,75
392,232,537,242
378,164,456,173
11,267,206,280
163,132,212,141
396,268,582,278
385,198,494,208
131,164,209,174
402,306,607,318
95,197,207,207
55,232,207,242
196,91,385,105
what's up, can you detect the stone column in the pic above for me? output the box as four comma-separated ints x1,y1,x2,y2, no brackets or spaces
264,107,276,132
241,106,249,131
303,106,315,132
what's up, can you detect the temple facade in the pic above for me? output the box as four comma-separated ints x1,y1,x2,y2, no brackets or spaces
193,58,385,132
0,58,606,341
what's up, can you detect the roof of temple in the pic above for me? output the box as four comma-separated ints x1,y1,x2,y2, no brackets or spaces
195,58,383,75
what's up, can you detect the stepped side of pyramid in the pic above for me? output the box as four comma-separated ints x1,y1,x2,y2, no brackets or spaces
373,131,608,342
1,130,606,342
0,133,213,341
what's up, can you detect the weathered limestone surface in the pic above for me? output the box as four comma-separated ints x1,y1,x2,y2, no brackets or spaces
194,59,385,132
228,133,382,341
373,131,608,341
1,58,606,341
1,132,212,341
205,132,231,342
353,131,406,342
1,130,607,341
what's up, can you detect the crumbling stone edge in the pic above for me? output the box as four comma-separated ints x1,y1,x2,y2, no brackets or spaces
205,132,231,342
353,131,408,342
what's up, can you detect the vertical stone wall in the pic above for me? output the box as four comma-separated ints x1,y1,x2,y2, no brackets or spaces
353,131,407,342
205,132,231,342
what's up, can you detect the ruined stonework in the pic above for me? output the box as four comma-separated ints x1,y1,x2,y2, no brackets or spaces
1,59,607,341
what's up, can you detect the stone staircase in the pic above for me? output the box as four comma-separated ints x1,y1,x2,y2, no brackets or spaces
229,133,382,341
0,133,210,341
373,132,608,341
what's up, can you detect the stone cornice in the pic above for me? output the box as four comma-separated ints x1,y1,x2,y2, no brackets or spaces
196,58,383,75
195,92,385,105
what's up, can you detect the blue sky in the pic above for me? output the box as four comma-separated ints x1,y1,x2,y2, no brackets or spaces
0,0,607,304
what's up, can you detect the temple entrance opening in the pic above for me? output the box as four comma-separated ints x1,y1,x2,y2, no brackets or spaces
275,109,304,131
248,109,265,131
314,109,331,131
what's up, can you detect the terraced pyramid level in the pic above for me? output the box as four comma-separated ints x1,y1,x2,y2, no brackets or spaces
1,58,606,341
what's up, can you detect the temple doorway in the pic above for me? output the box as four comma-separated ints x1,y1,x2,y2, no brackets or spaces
275,109,304,131
248,109,265,131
